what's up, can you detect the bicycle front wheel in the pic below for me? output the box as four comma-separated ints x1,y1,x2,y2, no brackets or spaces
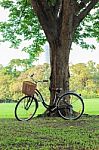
57,92,84,120
15,96,38,121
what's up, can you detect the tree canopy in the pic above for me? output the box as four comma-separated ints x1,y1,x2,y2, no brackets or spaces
0,0,99,60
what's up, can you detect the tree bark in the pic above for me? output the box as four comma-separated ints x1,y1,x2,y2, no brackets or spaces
49,38,71,104
49,0,74,103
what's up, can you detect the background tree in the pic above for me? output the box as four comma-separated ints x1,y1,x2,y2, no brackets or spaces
95,64,99,95
0,63,50,101
0,62,99,102
0,0,99,106
0,70,12,100
70,63,90,90
8,58,35,71
70,62,97,98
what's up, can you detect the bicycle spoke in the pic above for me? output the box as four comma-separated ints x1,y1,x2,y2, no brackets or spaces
15,96,38,121
57,92,84,120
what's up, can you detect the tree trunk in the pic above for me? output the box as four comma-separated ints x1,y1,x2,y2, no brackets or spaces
49,40,71,104
43,37,72,117
49,0,74,104
31,0,74,116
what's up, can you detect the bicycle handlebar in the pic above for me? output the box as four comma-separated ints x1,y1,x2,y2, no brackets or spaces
29,73,49,83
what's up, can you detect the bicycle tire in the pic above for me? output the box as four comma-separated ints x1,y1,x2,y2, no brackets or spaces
15,96,38,121
57,92,84,120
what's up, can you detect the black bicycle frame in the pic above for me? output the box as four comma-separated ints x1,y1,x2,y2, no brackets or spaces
35,89,58,109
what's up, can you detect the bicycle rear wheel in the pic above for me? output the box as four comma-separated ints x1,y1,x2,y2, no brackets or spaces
15,96,38,121
57,92,84,120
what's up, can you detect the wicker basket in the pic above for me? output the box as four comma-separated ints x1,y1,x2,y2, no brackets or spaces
22,81,37,96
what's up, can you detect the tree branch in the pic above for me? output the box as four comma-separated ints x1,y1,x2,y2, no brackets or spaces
74,0,99,28
75,0,91,13
31,0,57,42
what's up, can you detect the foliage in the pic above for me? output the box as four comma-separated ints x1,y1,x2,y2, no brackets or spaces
0,61,99,101
8,58,36,70
0,0,99,62
0,0,46,60
0,62,50,101
73,5,99,49
70,61,99,98
0,71,13,99
0,77,9,99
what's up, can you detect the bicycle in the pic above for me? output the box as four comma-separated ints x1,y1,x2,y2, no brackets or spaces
15,74,84,121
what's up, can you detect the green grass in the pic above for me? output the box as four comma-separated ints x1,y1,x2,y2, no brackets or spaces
83,98,99,115
0,103,16,118
0,98,99,118
0,102,46,118
0,117,99,149
0,99,99,149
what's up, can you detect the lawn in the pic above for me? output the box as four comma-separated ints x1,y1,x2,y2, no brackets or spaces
0,98,99,149
0,98,99,118
0,117,99,149
0,102,46,118
84,98,99,115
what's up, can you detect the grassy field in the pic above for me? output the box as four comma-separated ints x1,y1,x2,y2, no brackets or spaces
84,98,99,115
0,103,46,118
0,98,99,118
0,98,99,149
0,117,99,149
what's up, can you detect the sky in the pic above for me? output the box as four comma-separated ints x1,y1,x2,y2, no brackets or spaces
0,7,99,66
